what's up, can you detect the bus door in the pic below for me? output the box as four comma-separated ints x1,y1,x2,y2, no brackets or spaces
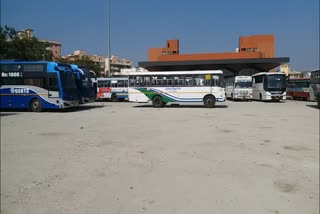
47,73,60,99
204,74,212,93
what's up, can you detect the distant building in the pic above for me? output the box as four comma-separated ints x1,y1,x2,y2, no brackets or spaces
148,35,274,62
288,71,302,78
16,29,61,59
16,29,34,39
105,55,133,76
141,34,289,76
118,67,149,76
39,40,61,59
63,50,105,75
280,64,290,76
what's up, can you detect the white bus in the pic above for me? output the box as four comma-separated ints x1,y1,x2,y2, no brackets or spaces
128,70,225,108
309,69,320,106
95,77,128,101
252,72,286,101
225,76,252,100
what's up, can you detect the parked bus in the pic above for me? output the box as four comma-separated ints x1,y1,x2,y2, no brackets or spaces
309,69,320,106
128,70,225,108
0,60,79,112
95,77,128,101
70,64,96,104
252,72,286,101
286,77,310,100
225,76,252,100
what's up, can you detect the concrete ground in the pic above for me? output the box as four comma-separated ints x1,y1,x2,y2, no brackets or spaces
1,100,319,214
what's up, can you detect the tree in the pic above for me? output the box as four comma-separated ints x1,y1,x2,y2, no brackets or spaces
0,25,53,60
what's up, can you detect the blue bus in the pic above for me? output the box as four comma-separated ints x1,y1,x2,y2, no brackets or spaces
0,60,79,112
70,64,96,104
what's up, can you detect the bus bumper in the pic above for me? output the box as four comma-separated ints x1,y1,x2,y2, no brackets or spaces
63,100,79,108
216,97,225,102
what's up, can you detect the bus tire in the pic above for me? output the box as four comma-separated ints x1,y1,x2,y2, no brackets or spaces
317,95,320,108
204,95,215,108
111,94,118,102
152,95,163,108
259,93,262,101
30,98,43,112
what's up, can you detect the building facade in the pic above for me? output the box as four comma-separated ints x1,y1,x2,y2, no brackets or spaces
148,35,274,62
63,50,105,75
63,51,133,77
140,34,289,76
16,29,61,59
105,55,133,76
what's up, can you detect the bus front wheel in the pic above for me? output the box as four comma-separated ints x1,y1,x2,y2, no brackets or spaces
259,94,262,101
204,96,215,108
30,98,43,112
152,96,163,108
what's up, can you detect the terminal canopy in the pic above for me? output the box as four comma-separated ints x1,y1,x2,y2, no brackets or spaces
138,57,290,77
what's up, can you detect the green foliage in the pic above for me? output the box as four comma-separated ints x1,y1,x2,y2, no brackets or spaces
0,25,53,60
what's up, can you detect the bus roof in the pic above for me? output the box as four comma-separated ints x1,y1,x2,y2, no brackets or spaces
252,72,286,77
0,60,56,65
128,70,223,76
96,77,128,81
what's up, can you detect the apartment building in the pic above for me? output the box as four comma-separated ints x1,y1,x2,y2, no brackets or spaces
105,55,133,76
63,50,105,75
63,51,132,77
16,29,61,59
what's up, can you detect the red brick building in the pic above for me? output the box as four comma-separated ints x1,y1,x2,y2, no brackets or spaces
140,35,288,76
148,35,274,62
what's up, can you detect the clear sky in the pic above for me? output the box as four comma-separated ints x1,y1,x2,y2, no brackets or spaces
1,0,319,70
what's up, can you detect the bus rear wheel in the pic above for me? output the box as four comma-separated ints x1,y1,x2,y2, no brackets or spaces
152,95,163,108
30,98,43,112
111,94,118,102
204,96,215,108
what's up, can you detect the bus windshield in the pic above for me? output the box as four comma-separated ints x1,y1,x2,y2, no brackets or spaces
59,69,77,91
235,81,252,88
266,75,286,89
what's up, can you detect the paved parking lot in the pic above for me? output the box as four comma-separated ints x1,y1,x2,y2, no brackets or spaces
1,100,319,214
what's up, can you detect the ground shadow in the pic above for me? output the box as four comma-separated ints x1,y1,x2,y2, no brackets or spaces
133,104,228,109
55,104,106,113
0,104,106,113
306,104,320,109
0,112,21,116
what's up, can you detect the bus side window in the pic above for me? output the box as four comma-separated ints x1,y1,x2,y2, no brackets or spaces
125,80,128,87
112,82,117,87
24,78,44,87
117,80,124,87
48,76,59,91
156,79,162,86
140,77,145,86
129,77,135,87
106,80,111,87
185,76,193,86
194,75,204,86
1,77,23,85
145,77,151,86
178,78,184,86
